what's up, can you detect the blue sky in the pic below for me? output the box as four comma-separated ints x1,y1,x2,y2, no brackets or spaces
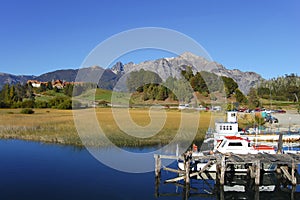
0,0,299,79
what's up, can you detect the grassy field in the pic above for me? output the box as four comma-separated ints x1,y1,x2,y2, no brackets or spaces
0,108,219,147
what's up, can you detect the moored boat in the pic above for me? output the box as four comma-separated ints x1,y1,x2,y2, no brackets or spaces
178,136,277,172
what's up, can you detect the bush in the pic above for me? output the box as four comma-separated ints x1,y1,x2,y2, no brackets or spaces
35,100,49,108
57,100,72,109
20,108,35,114
21,99,35,108
49,96,72,109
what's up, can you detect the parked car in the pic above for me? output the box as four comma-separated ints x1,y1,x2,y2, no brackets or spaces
276,109,286,113
178,104,190,110
264,115,278,123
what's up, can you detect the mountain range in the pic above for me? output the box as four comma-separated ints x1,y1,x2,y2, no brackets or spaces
0,52,263,94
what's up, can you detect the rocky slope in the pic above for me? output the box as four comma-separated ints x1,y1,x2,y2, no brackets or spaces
112,52,262,94
0,73,35,89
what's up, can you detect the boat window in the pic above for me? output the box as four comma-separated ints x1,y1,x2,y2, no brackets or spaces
223,126,226,130
220,126,222,130
231,113,236,117
228,142,243,146
229,126,232,130
226,126,229,130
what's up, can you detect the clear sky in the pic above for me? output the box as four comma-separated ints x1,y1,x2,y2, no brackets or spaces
0,0,299,79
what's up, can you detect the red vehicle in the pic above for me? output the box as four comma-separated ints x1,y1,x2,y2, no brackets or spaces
276,109,286,113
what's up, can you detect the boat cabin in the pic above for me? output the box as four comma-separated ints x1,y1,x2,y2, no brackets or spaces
214,136,276,154
214,111,239,139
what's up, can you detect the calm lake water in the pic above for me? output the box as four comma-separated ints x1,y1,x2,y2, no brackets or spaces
0,140,300,200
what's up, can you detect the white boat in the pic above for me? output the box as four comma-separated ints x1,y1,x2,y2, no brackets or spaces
178,136,276,172
212,111,300,142
214,136,276,155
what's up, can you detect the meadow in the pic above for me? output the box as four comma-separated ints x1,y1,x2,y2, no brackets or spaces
0,108,220,147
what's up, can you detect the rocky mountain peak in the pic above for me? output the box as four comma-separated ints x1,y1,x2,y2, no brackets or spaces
111,62,124,75
110,52,263,94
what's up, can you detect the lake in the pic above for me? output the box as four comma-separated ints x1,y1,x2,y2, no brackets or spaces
0,140,300,200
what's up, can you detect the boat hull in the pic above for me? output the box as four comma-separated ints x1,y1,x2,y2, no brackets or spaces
178,160,276,172
241,134,300,142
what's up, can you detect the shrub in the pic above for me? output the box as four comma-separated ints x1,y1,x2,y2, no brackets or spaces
21,99,35,108
57,101,72,109
49,96,72,109
20,108,35,114
35,100,49,108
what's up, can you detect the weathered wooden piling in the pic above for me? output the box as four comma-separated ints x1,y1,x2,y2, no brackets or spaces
255,160,261,185
184,153,190,184
254,185,260,200
154,154,161,178
220,155,226,185
292,160,297,185
249,165,255,179
277,132,283,154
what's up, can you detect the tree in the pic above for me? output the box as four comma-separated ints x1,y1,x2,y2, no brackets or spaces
189,72,208,94
222,76,238,97
9,85,15,101
181,66,194,81
25,83,35,100
14,83,25,102
2,84,10,103
235,89,247,104
174,79,193,102
248,88,260,109
63,84,74,97
126,69,162,92
156,85,168,101
0,84,11,107
46,81,53,90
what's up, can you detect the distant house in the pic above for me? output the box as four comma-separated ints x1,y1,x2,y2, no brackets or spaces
52,80,64,89
27,80,48,88
27,79,84,89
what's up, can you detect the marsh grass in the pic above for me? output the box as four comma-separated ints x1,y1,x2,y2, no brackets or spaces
0,108,217,147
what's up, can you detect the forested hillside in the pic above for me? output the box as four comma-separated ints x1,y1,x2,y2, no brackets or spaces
256,74,300,102
0,82,95,109
126,67,247,104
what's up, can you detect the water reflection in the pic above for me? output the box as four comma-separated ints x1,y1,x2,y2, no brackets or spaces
156,168,300,200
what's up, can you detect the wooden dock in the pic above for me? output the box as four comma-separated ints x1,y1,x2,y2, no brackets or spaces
154,152,300,186
154,152,300,199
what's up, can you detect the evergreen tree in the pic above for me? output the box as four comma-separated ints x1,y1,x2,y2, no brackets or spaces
248,88,260,109
181,66,194,81
235,89,247,104
47,81,53,90
222,76,238,97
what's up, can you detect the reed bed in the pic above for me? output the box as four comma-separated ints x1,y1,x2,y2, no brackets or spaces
0,108,218,147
